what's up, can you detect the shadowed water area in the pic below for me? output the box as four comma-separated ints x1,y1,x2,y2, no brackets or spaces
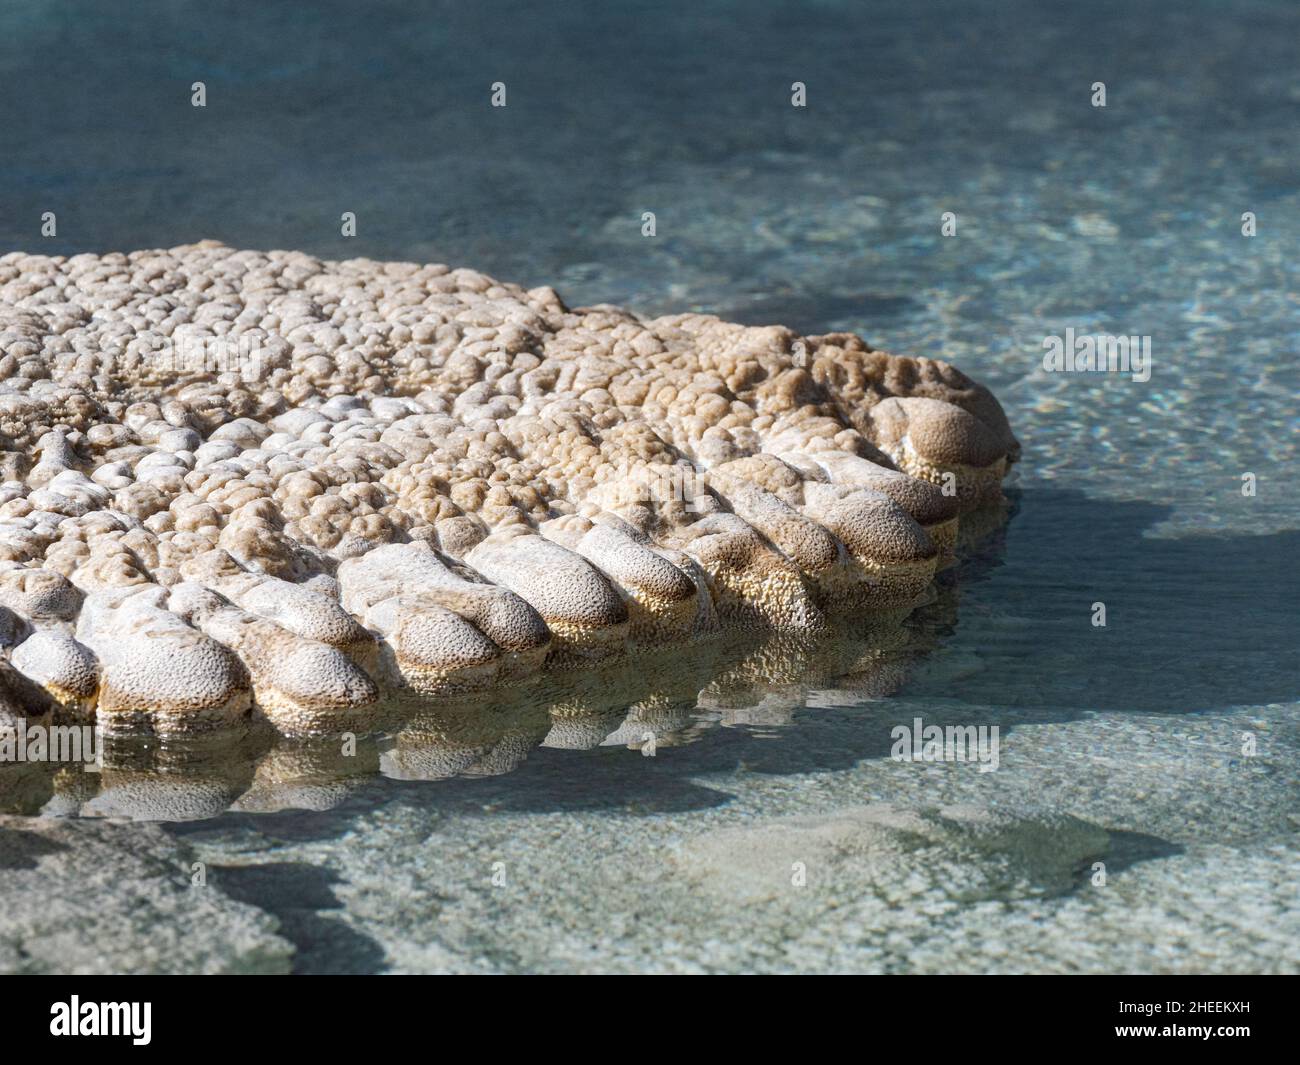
0,0,1297,973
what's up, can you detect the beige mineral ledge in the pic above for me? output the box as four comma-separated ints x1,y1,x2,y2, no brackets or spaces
0,242,1018,736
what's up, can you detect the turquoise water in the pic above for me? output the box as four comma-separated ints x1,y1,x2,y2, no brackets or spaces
0,0,1297,973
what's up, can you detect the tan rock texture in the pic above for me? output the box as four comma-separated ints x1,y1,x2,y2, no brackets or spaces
0,241,1017,733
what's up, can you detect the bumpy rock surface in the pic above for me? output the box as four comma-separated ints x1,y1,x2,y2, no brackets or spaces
0,242,1017,734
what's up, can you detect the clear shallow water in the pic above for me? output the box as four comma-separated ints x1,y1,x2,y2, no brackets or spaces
0,0,1297,973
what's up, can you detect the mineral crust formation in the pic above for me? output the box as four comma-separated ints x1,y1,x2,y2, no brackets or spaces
0,242,1018,734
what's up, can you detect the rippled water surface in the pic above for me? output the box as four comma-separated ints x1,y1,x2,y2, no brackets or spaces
0,0,1297,973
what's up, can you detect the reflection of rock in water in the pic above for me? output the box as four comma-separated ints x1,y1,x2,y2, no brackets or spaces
0,528,1003,822
379,688,553,781
542,643,725,751
234,737,382,813
79,731,267,822
697,591,958,726
600,695,706,752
